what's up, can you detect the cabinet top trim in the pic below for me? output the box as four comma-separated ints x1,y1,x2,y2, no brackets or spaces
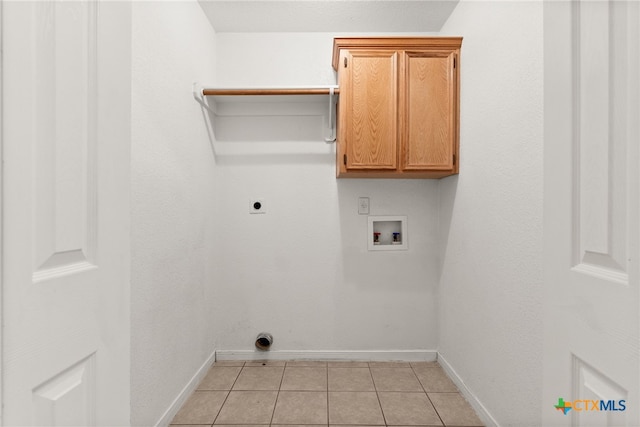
332,37,463,70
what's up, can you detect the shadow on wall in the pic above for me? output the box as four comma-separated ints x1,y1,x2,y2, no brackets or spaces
436,174,458,283
193,92,335,166
335,178,439,292
333,178,440,350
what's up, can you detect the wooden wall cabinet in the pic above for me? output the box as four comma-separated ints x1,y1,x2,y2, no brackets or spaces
332,37,462,178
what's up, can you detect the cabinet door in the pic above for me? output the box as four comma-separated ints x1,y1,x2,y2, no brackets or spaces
401,50,457,171
339,50,398,171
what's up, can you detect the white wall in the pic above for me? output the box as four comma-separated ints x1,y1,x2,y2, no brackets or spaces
438,2,544,425
130,2,218,425
212,33,441,355
129,4,543,424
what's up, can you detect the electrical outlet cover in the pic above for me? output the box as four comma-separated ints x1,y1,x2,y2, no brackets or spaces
358,197,370,215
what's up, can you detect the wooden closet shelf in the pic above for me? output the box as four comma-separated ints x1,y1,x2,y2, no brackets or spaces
202,87,340,96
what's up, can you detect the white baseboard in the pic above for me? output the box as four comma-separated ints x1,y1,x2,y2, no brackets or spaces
154,348,217,427
437,353,500,427
215,349,437,362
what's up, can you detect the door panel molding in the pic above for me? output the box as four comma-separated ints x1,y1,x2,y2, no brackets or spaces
571,0,630,285
31,1,98,284
32,353,96,426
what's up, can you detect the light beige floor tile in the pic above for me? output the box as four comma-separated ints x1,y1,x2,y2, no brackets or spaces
281,367,328,391
328,392,385,425
328,367,375,391
215,425,267,427
369,361,412,368
413,367,458,392
327,361,369,368
173,361,477,427
214,360,246,367
245,360,287,367
286,360,328,367
214,391,277,424
171,391,228,425
272,391,328,424
410,361,440,368
428,393,484,426
272,425,327,427
198,366,242,390
232,367,284,390
370,368,423,392
377,392,442,426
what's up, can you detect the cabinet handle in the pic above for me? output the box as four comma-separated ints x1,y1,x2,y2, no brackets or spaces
344,154,347,165
344,57,347,68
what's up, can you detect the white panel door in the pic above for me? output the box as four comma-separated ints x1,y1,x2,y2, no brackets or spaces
1,1,131,425
543,1,639,426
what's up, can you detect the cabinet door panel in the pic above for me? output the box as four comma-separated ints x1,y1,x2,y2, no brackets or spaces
343,50,398,170
402,51,455,171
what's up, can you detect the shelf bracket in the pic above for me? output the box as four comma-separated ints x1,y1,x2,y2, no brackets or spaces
192,82,217,116
325,86,337,143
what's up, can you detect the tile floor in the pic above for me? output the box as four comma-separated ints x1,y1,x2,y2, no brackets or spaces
170,360,484,427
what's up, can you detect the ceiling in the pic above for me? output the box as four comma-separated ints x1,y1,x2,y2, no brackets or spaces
198,0,459,33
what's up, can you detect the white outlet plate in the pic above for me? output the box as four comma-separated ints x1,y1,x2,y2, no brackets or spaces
250,199,266,214
358,197,370,215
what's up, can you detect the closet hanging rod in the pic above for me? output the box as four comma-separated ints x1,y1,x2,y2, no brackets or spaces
202,87,340,96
